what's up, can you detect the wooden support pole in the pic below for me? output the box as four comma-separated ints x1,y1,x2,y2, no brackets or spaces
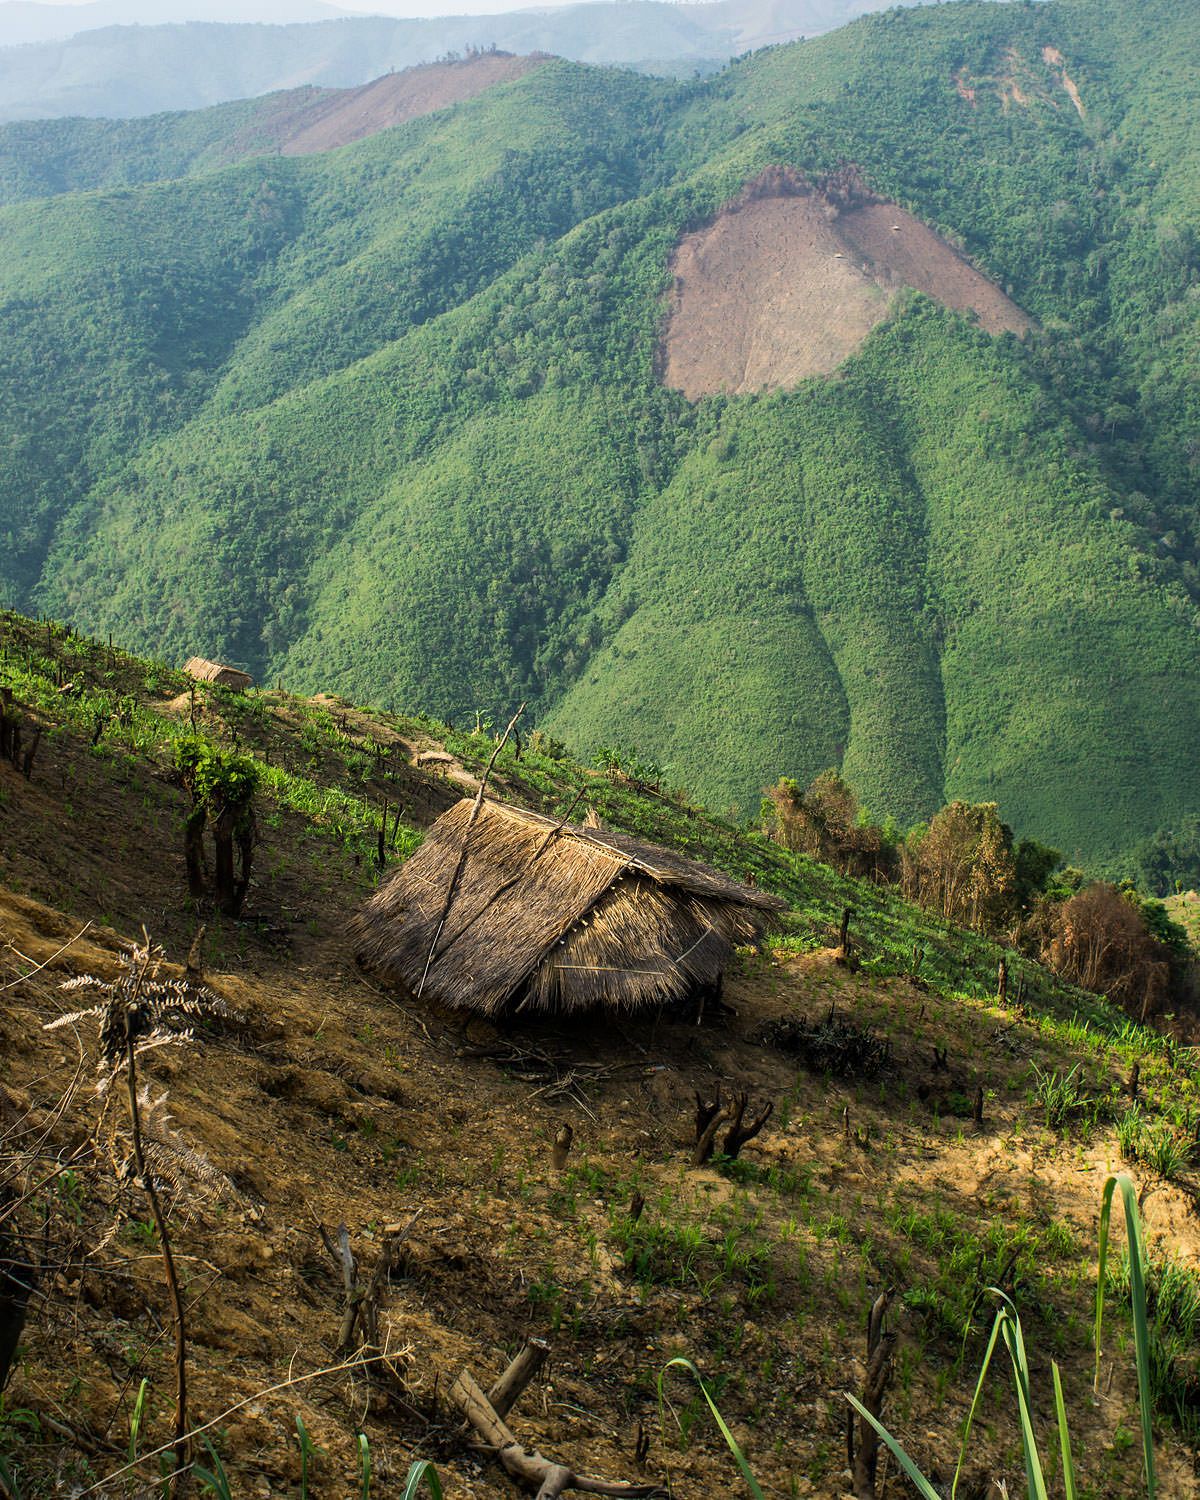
416,703,525,998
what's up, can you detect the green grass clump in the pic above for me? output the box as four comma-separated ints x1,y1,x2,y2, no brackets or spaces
1116,1106,1198,1181
1030,1064,1091,1130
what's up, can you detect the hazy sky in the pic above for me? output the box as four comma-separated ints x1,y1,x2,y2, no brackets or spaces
26,0,624,13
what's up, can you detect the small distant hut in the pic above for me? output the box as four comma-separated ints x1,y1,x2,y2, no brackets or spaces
184,657,253,692
352,798,784,1016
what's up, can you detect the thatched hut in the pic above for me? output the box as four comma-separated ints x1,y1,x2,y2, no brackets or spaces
184,658,253,692
352,798,783,1016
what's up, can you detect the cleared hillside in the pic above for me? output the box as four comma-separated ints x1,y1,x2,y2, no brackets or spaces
0,0,1198,865
268,54,549,155
661,166,1030,396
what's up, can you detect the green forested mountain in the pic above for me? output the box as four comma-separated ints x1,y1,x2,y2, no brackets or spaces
1,0,1198,866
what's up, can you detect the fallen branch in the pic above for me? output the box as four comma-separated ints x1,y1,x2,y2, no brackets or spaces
452,1368,664,1500
488,1337,550,1419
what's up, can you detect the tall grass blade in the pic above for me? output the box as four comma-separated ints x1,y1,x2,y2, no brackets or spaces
0,1453,22,1500
193,1440,234,1500
844,1395,942,1500
1052,1362,1077,1500
401,1459,444,1498
951,1307,1005,1499
996,1300,1049,1500
295,1414,315,1500
658,1356,764,1499
128,1377,149,1464
358,1431,371,1500
1096,1173,1157,1500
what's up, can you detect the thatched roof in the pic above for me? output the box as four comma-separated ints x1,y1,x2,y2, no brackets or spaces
351,799,783,1016
184,657,253,690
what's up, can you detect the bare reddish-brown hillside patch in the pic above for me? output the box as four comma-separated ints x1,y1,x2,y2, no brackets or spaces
242,53,547,158
660,168,1031,399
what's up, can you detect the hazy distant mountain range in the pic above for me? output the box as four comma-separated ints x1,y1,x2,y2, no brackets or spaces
0,1,348,48
0,0,918,120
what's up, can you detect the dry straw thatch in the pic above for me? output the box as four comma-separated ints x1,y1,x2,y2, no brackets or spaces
352,799,783,1016
183,657,253,691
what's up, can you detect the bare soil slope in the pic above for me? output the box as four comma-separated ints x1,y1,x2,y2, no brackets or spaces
235,54,547,159
2,617,1198,1498
661,169,1031,398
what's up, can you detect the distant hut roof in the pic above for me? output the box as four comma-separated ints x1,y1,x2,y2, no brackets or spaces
351,798,783,1016
184,658,253,691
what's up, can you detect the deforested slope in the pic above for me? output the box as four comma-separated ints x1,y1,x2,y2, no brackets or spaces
661,166,1030,396
267,54,550,156
1,0,1198,867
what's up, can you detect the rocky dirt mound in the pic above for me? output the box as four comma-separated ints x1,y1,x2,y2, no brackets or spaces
250,53,547,158
660,167,1031,399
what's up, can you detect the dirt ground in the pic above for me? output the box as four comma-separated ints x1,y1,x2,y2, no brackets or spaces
1,683,1198,1498
660,173,1030,399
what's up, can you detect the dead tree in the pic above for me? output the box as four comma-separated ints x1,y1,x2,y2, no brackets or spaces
319,1214,420,1359
489,1338,550,1418
693,1086,733,1165
836,906,854,965
20,726,39,780
0,687,21,767
721,1092,774,1159
693,1085,773,1165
